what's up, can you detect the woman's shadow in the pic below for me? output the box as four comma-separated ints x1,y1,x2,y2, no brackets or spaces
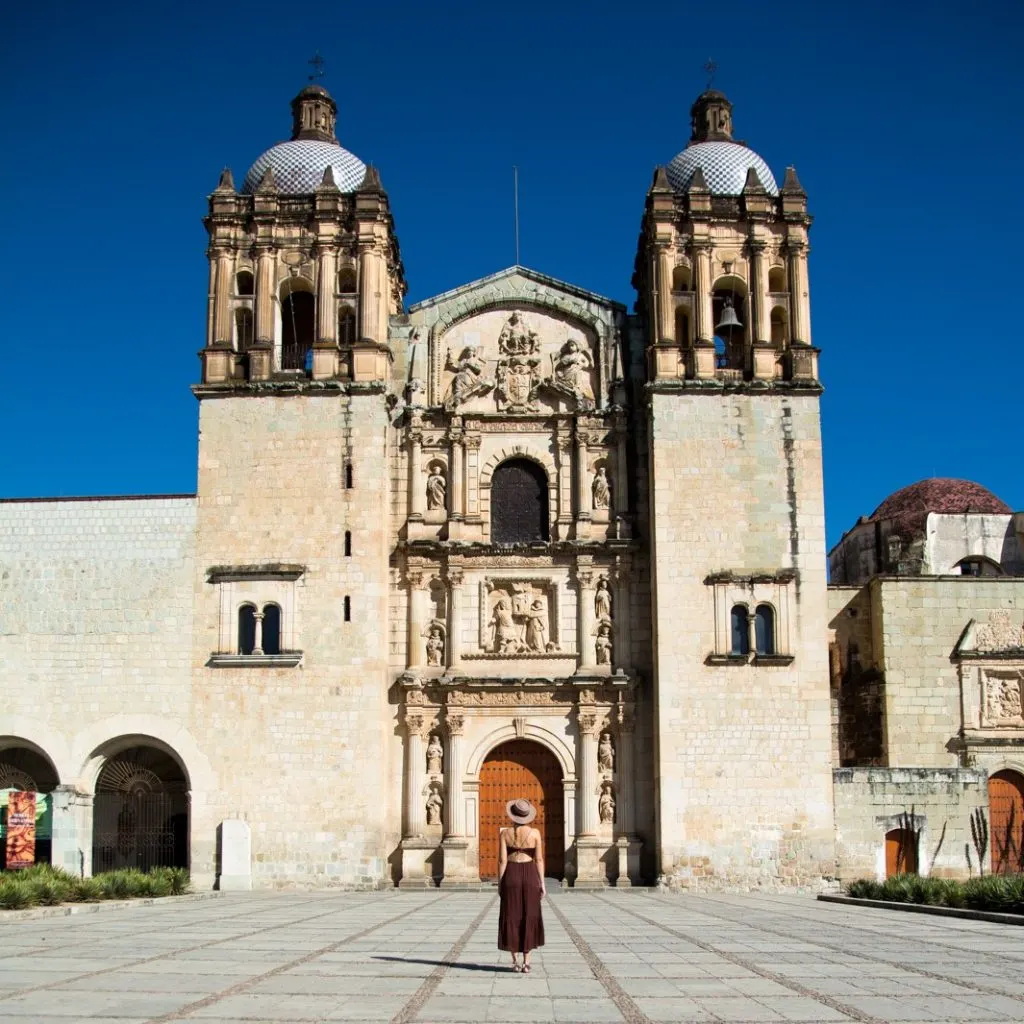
372,956,516,973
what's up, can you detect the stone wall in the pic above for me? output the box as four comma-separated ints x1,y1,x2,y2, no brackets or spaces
647,390,835,888
192,392,400,888
833,767,987,880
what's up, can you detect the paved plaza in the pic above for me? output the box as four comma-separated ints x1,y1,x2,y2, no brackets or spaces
1,891,1024,1024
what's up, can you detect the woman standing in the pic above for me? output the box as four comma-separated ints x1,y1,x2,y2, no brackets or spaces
497,798,546,972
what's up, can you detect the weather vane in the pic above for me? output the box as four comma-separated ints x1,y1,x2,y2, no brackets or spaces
308,51,325,82
703,58,718,90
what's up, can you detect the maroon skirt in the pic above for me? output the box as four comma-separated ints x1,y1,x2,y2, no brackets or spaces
498,860,545,953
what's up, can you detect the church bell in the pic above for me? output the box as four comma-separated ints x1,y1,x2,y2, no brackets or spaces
715,296,743,336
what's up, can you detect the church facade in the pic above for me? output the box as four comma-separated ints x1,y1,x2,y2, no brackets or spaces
2,84,1022,890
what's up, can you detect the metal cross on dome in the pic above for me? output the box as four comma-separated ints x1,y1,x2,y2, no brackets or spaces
703,58,718,90
308,52,326,82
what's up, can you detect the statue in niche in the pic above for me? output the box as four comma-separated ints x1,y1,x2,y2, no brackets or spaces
595,622,613,665
444,346,493,409
599,781,616,825
598,732,615,773
426,734,443,774
426,466,447,511
425,783,443,826
524,599,548,653
424,622,446,667
548,339,595,411
592,466,611,510
595,577,612,621
491,595,521,654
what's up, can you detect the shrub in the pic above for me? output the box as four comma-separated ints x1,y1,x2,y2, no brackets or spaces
879,874,918,903
845,878,882,900
844,873,1024,913
165,867,191,895
0,878,34,910
74,877,104,902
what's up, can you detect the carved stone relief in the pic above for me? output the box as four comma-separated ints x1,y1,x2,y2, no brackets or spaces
478,579,560,655
423,621,446,667
591,465,611,510
598,732,615,773
599,781,615,825
426,464,447,511
548,339,596,411
444,346,493,409
495,313,543,412
595,621,613,665
977,611,1024,652
983,669,1024,726
595,577,612,620
426,734,443,774
425,781,443,826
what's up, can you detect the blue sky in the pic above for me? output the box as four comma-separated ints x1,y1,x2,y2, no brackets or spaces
2,0,1021,550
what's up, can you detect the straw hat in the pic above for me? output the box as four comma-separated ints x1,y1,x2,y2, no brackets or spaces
505,798,537,825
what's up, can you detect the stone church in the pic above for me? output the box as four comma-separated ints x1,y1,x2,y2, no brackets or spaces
2,84,1023,890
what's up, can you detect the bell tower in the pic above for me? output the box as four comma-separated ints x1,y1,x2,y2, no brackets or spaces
635,90,835,888
188,83,408,887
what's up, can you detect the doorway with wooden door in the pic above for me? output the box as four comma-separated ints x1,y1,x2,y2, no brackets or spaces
989,770,1024,875
478,740,564,881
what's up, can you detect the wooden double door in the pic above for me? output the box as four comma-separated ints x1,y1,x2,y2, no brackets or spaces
989,770,1024,875
479,740,564,880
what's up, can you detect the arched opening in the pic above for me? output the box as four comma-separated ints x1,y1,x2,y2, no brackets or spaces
281,289,315,372
0,744,60,869
712,278,749,371
238,603,257,655
490,459,549,545
337,266,357,293
338,306,356,346
672,265,692,291
730,605,750,656
675,308,691,346
262,603,281,656
768,266,787,293
235,270,254,296
885,827,918,877
956,556,1004,577
770,306,789,347
989,770,1024,874
234,308,254,352
754,605,776,656
479,740,564,881
92,743,189,873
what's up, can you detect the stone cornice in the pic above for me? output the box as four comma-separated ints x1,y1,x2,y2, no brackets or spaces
645,379,823,397
398,539,642,559
192,379,388,399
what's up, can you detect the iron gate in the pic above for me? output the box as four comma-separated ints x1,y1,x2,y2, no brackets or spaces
92,791,188,872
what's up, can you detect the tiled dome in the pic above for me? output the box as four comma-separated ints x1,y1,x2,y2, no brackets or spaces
870,478,1011,531
666,141,778,196
242,140,367,195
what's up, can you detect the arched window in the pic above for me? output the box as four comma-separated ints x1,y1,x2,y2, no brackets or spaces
672,265,692,291
768,267,787,293
337,266,357,293
281,290,315,371
755,605,775,656
712,284,748,370
238,604,257,655
338,306,356,346
236,270,254,296
956,556,1004,577
262,604,281,656
235,308,254,352
490,458,549,544
730,605,750,656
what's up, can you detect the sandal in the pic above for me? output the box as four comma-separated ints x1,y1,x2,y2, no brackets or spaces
522,964,531,974
512,962,522,973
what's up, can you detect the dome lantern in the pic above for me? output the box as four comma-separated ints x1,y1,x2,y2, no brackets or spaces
290,84,338,144
690,90,734,144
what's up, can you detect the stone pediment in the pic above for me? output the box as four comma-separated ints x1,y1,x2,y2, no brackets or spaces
953,610,1024,659
407,266,626,413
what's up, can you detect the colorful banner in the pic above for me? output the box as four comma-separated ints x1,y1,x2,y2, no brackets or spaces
6,791,36,870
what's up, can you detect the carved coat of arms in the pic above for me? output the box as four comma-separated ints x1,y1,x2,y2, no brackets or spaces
495,313,542,412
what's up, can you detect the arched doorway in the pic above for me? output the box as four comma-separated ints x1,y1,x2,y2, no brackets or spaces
0,744,59,869
885,827,918,877
92,744,189,873
989,770,1024,874
479,740,563,881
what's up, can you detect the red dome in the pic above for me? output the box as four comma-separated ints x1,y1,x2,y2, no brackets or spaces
870,478,1011,526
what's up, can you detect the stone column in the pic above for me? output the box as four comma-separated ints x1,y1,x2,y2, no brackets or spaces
787,242,809,345
616,707,636,836
444,709,466,837
252,609,265,656
750,241,769,344
446,568,464,673
358,246,378,343
408,428,425,520
205,258,216,348
255,250,276,343
577,709,600,836
693,244,713,343
407,569,428,669
213,252,233,345
449,428,465,520
556,432,573,538
404,709,427,838
574,427,590,536
317,248,337,344
657,246,675,343
608,564,629,673
574,565,596,670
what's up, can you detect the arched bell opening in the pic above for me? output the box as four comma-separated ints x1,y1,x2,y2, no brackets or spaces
91,741,189,873
671,264,692,292
770,306,789,347
675,307,691,347
234,308,254,353
712,276,749,372
0,741,61,869
767,266,787,294
337,266,357,294
279,278,315,373
235,270,254,297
